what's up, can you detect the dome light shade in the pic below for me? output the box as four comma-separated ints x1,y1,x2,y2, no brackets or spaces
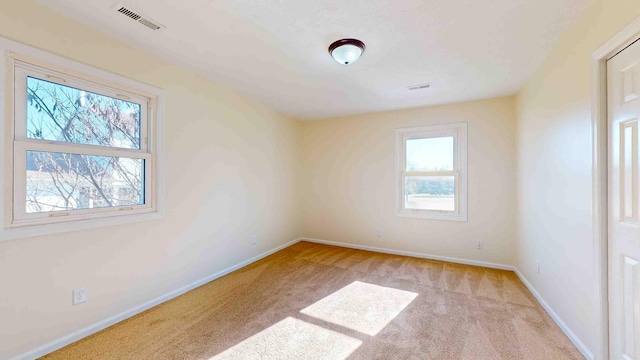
329,39,366,65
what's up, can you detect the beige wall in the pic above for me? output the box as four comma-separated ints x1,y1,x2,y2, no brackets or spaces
4,0,632,357
301,97,517,266
0,1,302,358
516,0,640,356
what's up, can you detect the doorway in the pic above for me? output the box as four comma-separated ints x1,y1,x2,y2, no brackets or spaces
593,17,640,360
607,36,640,360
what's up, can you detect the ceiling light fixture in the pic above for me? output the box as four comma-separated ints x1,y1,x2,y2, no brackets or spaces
328,38,366,65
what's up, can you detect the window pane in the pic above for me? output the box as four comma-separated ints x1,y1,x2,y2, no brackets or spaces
26,77,141,149
406,136,454,171
26,151,144,213
404,176,455,211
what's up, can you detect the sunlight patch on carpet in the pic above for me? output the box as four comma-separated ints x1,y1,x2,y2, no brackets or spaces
300,281,418,336
210,317,362,360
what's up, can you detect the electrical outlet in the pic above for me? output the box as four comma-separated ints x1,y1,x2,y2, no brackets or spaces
476,241,483,250
73,288,87,305
536,260,541,274
250,235,257,245
376,229,382,237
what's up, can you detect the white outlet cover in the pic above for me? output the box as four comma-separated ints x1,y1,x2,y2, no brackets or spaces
73,288,87,305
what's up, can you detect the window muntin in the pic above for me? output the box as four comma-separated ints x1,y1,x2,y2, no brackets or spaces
396,124,467,221
10,57,155,226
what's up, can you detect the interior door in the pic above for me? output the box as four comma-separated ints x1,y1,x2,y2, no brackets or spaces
609,38,640,360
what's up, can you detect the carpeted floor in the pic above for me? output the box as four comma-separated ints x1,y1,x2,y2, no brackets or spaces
42,241,584,359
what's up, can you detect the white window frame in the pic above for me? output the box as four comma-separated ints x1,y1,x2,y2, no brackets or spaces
395,123,468,221
0,37,165,241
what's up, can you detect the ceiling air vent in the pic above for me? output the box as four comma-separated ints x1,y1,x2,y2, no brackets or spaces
117,6,141,20
114,4,164,31
407,83,432,91
138,18,161,30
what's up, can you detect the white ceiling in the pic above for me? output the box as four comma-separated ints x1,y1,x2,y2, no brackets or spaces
38,0,593,120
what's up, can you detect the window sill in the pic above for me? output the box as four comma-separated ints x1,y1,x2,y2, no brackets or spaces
0,210,164,242
396,211,468,222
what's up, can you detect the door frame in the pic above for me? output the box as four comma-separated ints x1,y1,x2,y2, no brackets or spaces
591,16,640,360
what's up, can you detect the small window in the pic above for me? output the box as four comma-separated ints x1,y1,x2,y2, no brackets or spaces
7,54,158,227
395,123,467,221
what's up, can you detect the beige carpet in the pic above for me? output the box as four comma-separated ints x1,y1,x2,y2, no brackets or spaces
41,241,584,359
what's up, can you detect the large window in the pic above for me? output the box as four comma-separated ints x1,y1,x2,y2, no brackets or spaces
7,54,159,228
395,123,467,221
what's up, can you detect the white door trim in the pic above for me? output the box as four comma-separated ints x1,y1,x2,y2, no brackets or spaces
591,15,640,360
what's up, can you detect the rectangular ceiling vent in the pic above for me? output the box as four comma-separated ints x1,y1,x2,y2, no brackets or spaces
138,18,162,30
114,4,164,31
117,6,141,20
407,83,432,91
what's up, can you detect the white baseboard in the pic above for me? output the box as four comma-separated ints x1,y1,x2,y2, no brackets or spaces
513,269,593,360
11,237,304,360
12,237,593,360
301,237,515,270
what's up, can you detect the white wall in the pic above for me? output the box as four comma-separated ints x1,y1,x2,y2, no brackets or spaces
0,1,301,358
301,96,517,266
515,0,640,357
